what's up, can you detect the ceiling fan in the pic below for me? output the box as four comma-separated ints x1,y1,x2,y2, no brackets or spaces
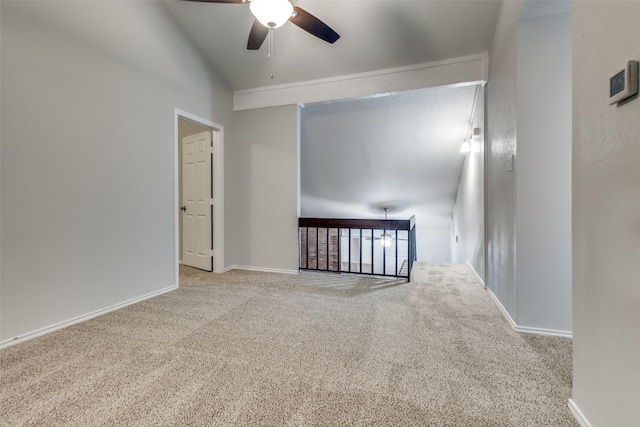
362,208,409,247
185,0,340,50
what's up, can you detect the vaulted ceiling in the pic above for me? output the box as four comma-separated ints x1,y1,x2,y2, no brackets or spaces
300,84,480,226
165,1,500,229
163,0,502,91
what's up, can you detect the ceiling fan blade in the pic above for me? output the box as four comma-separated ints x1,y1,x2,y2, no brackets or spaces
247,19,269,50
289,6,340,44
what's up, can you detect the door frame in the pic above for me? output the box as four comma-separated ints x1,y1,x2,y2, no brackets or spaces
174,109,224,284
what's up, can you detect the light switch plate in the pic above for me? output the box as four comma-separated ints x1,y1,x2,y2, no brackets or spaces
507,154,514,172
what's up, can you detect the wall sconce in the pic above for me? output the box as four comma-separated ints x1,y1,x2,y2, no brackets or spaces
461,86,480,154
460,138,472,153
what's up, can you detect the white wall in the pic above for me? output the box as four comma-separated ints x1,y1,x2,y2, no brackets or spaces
415,227,451,263
485,1,523,317
571,2,640,425
516,12,572,334
452,88,485,281
0,1,233,343
232,105,299,273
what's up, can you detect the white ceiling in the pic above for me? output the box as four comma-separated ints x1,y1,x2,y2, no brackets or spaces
163,0,502,91
300,84,480,227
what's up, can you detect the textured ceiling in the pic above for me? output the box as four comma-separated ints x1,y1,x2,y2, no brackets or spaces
163,0,502,91
300,84,480,227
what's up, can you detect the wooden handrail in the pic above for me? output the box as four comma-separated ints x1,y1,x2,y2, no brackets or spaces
298,216,416,281
299,216,415,231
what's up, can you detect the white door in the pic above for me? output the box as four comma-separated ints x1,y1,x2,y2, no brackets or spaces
182,130,212,271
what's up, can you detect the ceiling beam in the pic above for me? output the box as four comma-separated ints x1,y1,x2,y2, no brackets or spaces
233,53,488,111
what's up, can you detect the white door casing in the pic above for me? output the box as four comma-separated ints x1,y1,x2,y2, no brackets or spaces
182,130,212,271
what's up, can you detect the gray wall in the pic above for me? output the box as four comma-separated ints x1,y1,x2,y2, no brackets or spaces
516,12,572,333
232,105,299,272
451,88,485,281
485,1,522,316
0,1,233,342
485,1,572,335
572,2,640,425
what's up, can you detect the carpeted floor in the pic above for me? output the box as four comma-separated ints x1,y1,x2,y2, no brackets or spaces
0,263,576,426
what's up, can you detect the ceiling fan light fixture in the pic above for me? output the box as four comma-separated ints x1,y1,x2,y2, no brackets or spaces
249,0,293,28
380,233,393,247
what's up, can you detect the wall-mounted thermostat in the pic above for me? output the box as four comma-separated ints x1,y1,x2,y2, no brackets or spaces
609,60,638,105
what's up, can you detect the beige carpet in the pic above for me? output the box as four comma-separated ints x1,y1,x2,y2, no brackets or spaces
0,263,576,426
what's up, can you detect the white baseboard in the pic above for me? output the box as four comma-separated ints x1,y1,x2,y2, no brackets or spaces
516,324,572,338
229,265,298,275
0,285,177,350
486,287,519,330
465,261,485,286
568,399,593,427
485,287,572,338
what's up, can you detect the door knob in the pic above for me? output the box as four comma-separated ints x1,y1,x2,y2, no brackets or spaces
180,206,187,211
